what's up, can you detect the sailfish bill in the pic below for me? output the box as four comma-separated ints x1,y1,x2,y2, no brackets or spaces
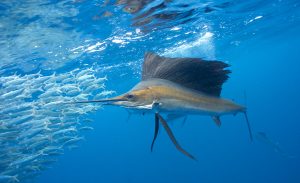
64,52,253,160
63,97,127,104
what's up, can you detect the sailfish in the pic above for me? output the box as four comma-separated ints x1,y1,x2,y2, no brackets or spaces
71,52,253,160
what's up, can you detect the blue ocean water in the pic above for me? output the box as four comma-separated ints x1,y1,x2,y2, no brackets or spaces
0,0,300,183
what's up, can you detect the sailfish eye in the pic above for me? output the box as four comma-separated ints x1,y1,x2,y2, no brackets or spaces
124,6,138,13
126,94,134,99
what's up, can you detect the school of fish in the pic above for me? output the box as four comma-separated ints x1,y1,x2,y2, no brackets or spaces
0,68,114,183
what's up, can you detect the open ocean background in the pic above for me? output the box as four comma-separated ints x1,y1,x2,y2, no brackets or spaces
0,0,300,183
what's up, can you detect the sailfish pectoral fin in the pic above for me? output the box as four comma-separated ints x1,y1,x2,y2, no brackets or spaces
125,109,132,123
243,112,253,142
151,113,160,152
156,113,196,160
212,116,221,127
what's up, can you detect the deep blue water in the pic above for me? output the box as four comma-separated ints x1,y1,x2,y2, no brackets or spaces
0,0,300,183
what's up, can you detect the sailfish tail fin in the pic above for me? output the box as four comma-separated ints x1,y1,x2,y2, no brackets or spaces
242,90,253,142
243,111,253,142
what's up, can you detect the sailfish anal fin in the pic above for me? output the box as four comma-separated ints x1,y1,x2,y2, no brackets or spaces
156,113,196,160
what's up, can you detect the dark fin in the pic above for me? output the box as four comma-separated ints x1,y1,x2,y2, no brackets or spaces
156,113,197,160
181,116,188,127
151,113,160,152
243,112,253,142
212,116,221,127
142,52,231,96
125,110,132,123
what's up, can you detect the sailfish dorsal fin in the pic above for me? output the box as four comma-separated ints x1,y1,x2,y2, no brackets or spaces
142,52,231,96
